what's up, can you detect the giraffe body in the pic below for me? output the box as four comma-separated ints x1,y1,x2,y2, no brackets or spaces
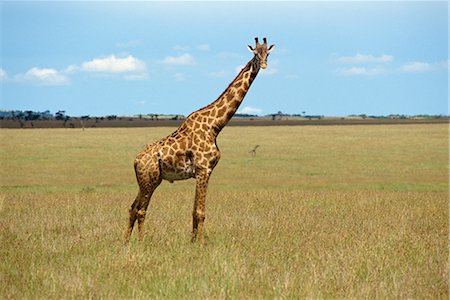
125,38,274,243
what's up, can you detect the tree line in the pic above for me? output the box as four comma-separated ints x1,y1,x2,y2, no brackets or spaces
1,110,447,121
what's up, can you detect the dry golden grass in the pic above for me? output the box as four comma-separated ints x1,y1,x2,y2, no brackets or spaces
0,124,448,298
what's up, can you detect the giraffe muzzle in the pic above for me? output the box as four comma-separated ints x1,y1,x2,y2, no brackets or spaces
261,63,267,69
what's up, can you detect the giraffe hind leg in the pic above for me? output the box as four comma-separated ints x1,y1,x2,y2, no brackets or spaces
125,183,161,243
124,193,140,243
125,152,162,243
136,183,160,241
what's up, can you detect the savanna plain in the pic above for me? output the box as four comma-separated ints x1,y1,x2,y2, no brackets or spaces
1,124,448,298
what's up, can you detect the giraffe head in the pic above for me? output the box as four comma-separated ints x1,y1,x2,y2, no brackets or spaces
247,37,275,69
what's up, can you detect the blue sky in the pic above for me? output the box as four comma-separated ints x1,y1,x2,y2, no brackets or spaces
1,1,448,116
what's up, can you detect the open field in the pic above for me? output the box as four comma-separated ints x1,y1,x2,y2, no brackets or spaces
1,124,448,298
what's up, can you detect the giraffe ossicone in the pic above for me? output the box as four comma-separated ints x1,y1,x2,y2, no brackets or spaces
125,37,275,243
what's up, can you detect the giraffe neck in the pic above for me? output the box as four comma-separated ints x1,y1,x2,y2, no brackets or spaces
187,56,261,136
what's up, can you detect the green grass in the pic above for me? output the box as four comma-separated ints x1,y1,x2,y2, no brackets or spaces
1,124,448,298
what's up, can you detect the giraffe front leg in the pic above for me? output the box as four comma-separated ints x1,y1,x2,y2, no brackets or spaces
192,170,210,243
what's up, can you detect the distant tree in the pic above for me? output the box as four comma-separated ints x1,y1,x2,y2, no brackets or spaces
55,110,66,120
24,110,38,120
15,111,25,120
235,113,257,118
42,110,52,120
304,115,323,120
24,111,36,121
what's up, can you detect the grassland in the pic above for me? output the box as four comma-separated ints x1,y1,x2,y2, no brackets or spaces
1,124,448,298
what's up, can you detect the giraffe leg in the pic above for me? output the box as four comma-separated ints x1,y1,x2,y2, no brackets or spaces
125,151,161,243
124,194,140,243
192,170,211,243
136,184,160,241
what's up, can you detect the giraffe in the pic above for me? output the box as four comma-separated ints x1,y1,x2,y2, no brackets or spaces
125,37,274,243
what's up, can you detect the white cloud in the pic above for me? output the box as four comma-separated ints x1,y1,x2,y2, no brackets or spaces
334,53,391,76
197,44,210,51
172,45,191,52
10,54,154,85
336,53,393,64
81,55,146,74
0,68,6,80
335,57,448,76
399,60,449,74
63,64,80,74
159,53,195,66
66,55,149,80
238,106,262,115
124,73,149,81
337,67,386,76
399,61,433,73
173,72,188,81
17,67,69,86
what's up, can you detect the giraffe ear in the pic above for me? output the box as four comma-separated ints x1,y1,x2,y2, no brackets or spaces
247,45,256,53
268,45,275,53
